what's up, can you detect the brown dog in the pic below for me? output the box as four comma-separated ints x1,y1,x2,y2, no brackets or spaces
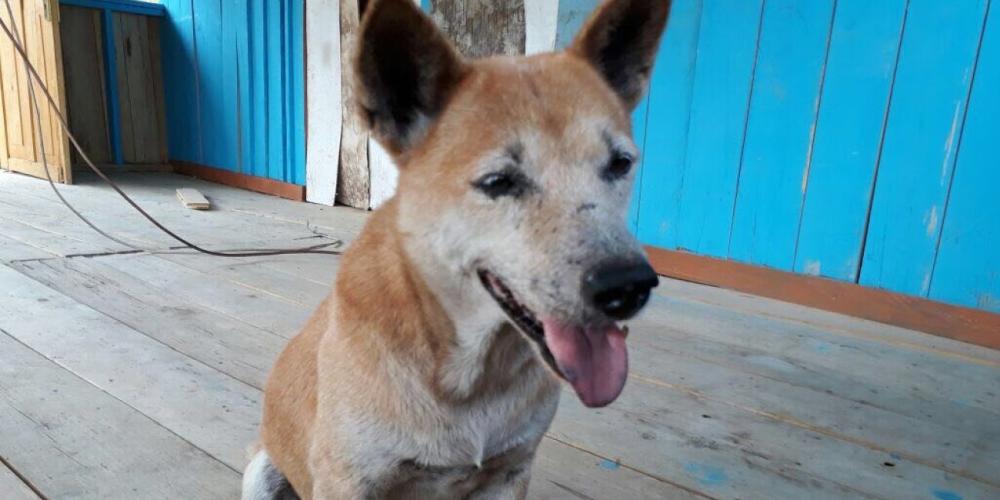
243,0,669,498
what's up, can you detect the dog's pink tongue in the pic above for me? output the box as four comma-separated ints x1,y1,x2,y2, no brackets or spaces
542,319,628,408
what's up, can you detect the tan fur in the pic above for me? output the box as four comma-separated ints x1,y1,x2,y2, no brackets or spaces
249,1,669,498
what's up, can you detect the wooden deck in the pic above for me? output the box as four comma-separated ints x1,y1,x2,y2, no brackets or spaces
1,170,998,500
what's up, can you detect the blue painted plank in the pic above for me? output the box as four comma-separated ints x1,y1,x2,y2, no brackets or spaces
859,0,989,296
60,0,165,17
627,92,650,234
289,0,306,185
220,0,240,174
235,0,252,175
670,0,763,258
100,9,124,165
929,5,1000,313
793,0,907,280
248,0,268,178
728,0,836,270
633,0,704,249
555,0,601,49
265,0,286,181
159,0,199,162
193,0,223,168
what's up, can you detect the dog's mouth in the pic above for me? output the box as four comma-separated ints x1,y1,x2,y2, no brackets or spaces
477,269,629,408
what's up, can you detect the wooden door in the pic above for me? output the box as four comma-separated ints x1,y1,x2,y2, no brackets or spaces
0,0,71,183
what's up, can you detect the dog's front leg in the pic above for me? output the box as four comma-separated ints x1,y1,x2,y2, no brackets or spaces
307,444,377,500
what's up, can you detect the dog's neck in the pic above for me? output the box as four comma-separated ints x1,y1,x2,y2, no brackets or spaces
336,199,545,403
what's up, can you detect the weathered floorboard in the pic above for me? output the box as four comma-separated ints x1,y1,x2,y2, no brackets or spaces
0,461,40,500
0,265,261,471
0,326,240,499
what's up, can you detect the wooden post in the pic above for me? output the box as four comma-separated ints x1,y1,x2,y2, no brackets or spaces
429,0,525,57
336,0,370,209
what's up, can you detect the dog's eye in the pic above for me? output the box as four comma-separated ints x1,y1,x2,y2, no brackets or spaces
603,153,634,181
473,171,525,199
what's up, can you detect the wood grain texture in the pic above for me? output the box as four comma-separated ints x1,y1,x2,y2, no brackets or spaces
430,0,525,57
859,0,989,295
0,264,261,471
0,19,8,170
929,4,1000,314
336,0,369,208
305,0,342,206
0,293,240,499
647,246,1000,350
113,12,167,164
793,0,907,281
59,5,111,165
0,0,71,182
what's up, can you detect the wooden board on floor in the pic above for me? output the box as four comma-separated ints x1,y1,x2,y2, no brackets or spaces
0,324,239,499
529,437,702,500
0,265,261,471
0,461,39,500
13,256,287,388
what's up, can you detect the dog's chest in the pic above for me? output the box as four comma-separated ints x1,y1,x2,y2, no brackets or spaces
380,393,559,498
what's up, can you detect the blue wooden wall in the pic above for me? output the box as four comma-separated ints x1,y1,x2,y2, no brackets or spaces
558,0,1000,314
158,0,305,185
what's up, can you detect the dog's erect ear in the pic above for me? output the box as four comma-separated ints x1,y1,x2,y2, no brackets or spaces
355,0,468,155
569,0,670,110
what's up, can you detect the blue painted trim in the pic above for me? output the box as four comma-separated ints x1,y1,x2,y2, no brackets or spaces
60,0,165,17
100,9,124,165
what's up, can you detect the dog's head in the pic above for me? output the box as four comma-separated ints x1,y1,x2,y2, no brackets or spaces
356,0,669,407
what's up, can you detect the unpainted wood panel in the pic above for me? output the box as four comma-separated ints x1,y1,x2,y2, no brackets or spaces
793,0,907,281
633,0,704,249
0,0,70,182
859,0,989,295
25,0,69,173
60,4,111,166
728,0,836,270
337,0,370,208
930,5,1000,314
0,0,35,162
114,12,167,164
0,47,8,169
670,0,763,258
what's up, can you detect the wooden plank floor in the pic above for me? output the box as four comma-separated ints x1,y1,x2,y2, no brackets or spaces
1,170,998,500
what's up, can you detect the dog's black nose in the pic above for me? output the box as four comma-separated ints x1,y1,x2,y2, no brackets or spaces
583,260,659,320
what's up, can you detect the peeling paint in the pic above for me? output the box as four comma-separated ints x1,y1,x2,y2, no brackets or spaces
925,206,939,237
684,463,728,487
598,459,620,470
941,102,963,185
932,489,963,500
803,260,821,276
